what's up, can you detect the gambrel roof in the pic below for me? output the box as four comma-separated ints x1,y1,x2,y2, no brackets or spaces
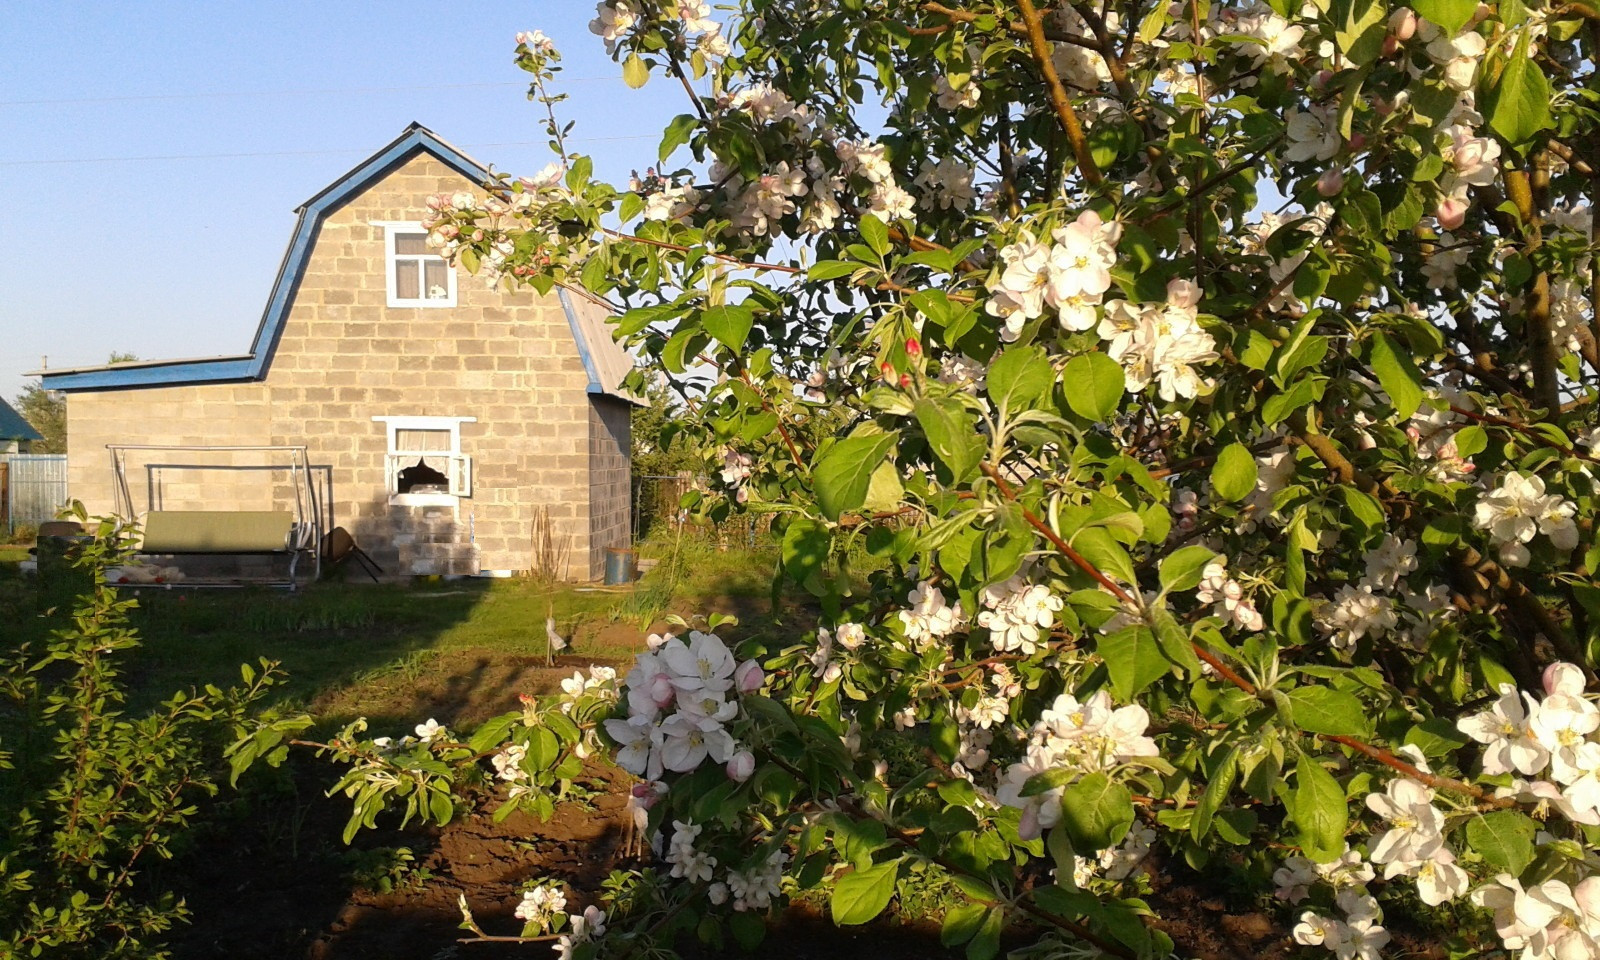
37,123,637,403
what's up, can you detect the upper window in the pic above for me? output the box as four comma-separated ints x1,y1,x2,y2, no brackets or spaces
376,222,456,308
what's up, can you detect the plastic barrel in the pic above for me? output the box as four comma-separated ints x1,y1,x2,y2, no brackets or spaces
604,547,637,584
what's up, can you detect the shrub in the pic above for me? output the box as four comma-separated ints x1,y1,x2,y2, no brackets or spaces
0,508,299,958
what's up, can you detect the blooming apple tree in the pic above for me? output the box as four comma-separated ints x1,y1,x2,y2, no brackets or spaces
266,0,1600,956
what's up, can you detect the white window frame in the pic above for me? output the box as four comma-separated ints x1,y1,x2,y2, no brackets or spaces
374,221,457,308
372,416,475,505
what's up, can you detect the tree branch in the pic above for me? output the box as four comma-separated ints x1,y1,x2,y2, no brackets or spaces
1014,0,1103,184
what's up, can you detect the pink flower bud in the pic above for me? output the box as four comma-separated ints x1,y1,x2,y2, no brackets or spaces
1437,197,1468,230
1544,662,1586,697
899,374,913,388
735,659,764,694
630,782,663,808
906,337,922,357
648,673,676,709
1313,69,1335,90
1389,8,1417,40
1374,98,1394,116
1317,168,1345,197
1382,34,1400,57
880,360,895,380
1347,133,1367,152
726,750,755,782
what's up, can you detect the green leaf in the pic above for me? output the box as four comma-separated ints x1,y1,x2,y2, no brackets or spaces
1210,443,1258,503
1369,331,1423,421
659,113,698,163
831,857,902,925
859,215,890,257
1059,772,1135,853
1337,486,1385,533
1062,353,1125,422
1483,41,1553,146
1262,377,1324,425
1404,718,1472,758
623,52,650,89
781,519,829,586
915,398,984,481
1160,546,1219,593
813,433,899,521
988,346,1055,411
1291,757,1348,863
1330,0,1388,66
1410,0,1477,31
941,903,989,947
1282,685,1371,737
468,714,516,754
1191,744,1241,842
618,192,644,223
701,304,756,352
1099,626,1170,701
1467,811,1537,875
808,260,860,281
967,907,1004,960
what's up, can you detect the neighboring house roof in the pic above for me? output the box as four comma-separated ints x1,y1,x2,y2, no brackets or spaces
0,396,43,442
35,123,639,405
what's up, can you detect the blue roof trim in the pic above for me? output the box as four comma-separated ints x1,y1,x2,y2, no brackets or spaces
43,123,490,394
557,288,605,396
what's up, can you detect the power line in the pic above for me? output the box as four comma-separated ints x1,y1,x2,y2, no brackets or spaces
0,76,625,108
0,135,661,167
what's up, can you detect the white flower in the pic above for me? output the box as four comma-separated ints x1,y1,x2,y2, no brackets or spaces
1423,232,1470,288
675,0,716,32
492,743,529,782
1475,472,1578,557
1318,584,1398,649
414,718,447,742
1284,105,1340,163
1047,211,1121,302
934,74,981,109
1097,279,1218,402
1293,911,1343,948
515,30,556,54
1361,535,1417,591
986,233,1051,334
514,883,568,927
657,711,738,772
658,630,737,697
835,622,866,650
1414,849,1469,905
1274,856,1319,902
604,715,663,779
977,576,1063,656
913,158,977,211
1457,684,1551,777
589,1,637,47
1365,777,1445,867
1530,692,1600,783
1440,123,1502,187
897,580,965,648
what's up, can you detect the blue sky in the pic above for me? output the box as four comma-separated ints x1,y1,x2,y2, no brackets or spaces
0,1,698,402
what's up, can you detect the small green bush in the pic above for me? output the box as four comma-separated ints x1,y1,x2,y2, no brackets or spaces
0,507,298,959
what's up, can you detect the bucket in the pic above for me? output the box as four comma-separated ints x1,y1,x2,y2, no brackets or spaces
604,547,637,585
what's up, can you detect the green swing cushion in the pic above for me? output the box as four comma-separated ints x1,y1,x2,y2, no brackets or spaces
141,511,295,554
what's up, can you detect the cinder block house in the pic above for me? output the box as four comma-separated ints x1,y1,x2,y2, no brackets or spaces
38,124,638,580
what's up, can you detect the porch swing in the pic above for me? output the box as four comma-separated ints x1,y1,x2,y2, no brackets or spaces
107,444,325,589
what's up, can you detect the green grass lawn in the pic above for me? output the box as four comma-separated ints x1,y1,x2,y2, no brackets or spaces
0,534,792,731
